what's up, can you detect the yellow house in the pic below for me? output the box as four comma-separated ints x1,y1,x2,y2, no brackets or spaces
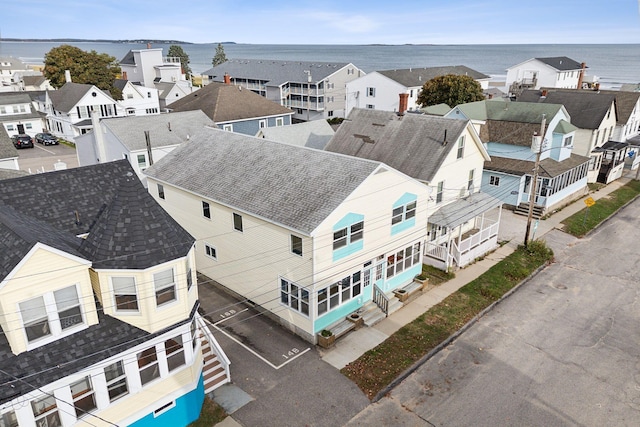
0,161,229,427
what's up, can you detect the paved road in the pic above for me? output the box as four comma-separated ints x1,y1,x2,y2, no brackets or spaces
346,198,640,426
16,142,79,173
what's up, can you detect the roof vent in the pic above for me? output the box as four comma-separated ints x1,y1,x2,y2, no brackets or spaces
354,133,375,143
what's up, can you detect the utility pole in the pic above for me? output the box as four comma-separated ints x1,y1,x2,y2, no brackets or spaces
524,114,546,248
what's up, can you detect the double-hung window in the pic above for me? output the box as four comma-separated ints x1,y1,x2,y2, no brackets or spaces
457,136,465,159
31,396,60,427
233,213,243,232
332,214,365,261
333,221,363,249
54,286,82,330
165,336,186,371
138,346,160,386
112,277,138,311
0,410,17,427
154,268,176,306
316,272,362,316
157,184,165,200
436,181,444,203
291,235,303,256
71,376,97,417
391,194,417,232
20,296,50,342
105,361,128,402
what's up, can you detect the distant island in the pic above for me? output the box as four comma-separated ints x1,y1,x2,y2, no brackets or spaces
1,38,238,45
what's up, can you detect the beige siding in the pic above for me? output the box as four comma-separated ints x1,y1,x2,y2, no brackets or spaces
94,248,197,334
0,246,96,354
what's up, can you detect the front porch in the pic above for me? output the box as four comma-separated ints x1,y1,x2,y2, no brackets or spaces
424,192,503,271
596,140,629,184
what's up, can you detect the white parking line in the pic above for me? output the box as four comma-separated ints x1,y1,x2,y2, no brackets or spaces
34,145,56,154
205,315,311,370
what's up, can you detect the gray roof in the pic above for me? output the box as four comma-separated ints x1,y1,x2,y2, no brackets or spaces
485,153,590,178
100,110,214,151
169,82,293,123
258,120,334,150
154,81,177,98
429,192,502,228
0,93,32,106
0,56,29,70
325,108,470,182
48,82,112,113
204,59,357,86
0,127,18,160
120,50,136,65
145,128,381,234
22,75,46,87
536,57,584,71
517,90,616,130
378,66,490,87
0,169,28,180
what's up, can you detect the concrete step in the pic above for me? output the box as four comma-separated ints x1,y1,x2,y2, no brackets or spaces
328,319,356,338
387,297,403,316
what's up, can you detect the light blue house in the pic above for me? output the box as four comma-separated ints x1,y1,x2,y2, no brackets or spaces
168,81,293,135
447,100,590,215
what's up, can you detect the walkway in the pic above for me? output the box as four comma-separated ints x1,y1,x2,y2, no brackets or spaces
320,174,633,369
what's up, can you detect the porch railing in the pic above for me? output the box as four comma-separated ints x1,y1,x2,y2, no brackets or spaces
373,284,389,315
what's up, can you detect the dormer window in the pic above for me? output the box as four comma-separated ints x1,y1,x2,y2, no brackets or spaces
20,296,50,342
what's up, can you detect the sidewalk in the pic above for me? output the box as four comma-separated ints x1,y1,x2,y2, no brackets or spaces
320,173,633,369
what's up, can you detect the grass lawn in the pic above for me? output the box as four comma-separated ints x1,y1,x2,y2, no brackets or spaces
561,179,640,237
188,397,227,427
341,241,553,400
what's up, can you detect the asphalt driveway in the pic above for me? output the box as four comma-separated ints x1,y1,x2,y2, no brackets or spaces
347,198,640,426
197,276,369,427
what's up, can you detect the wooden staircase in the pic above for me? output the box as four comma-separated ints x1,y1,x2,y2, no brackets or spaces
197,315,231,394
514,202,544,219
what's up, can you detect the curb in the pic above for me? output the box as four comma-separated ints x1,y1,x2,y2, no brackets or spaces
372,259,550,403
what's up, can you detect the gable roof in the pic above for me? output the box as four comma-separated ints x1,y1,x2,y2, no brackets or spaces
48,82,114,113
258,120,334,150
0,127,18,160
378,66,490,87
517,90,616,130
0,56,29,71
536,57,583,71
100,110,214,151
145,128,381,234
169,82,293,122
453,99,564,123
204,59,357,86
120,50,136,65
325,108,482,182
0,93,32,106
22,75,46,87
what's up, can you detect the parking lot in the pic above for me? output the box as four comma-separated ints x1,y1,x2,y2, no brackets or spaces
197,274,369,426
15,141,79,173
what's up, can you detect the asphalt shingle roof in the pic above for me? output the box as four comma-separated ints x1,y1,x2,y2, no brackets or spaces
169,82,293,123
145,128,380,234
0,127,18,160
48,82,101,113
258,120,334,150
484,153,590,177
378,66,489,87
100,110,214,151
204,59,356,86
536,56,584,71
325,108,470,182
517,90,616,130
0,93,32,106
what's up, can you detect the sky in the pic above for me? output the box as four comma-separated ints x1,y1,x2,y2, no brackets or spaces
2,0,640,45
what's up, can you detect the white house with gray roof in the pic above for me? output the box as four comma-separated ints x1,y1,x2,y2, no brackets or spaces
44,82,125,143
75,110,214,183
145,128,429,343
506,56,598,98
345,66,491,116
0,92,46,138
204,59,365,121
0,56,31,91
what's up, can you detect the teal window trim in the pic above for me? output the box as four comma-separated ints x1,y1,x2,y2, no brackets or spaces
332,213,365,261
391,193,417,236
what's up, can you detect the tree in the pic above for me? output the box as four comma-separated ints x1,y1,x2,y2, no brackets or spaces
416,74,485,108
168,44,192,79
212,43,227,67
43,45,122,99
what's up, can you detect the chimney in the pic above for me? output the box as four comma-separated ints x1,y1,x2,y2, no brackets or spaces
576,62,586,90
398,93,409,116
541,89,548,98
91,111,107,163
122,71,128,80
223,73,231,84
64,70,72,83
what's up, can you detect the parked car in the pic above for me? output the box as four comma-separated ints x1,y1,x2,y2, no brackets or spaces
35,132,58,146
11,134,34,149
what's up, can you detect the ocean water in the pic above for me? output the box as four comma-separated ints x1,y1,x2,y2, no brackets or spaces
1,41,638,88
